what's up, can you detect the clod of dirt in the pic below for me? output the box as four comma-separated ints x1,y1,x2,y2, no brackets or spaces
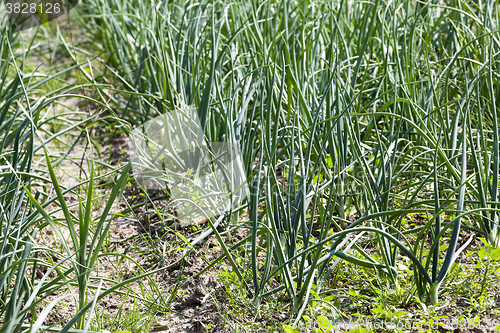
179,275,218,307
154,274,226,333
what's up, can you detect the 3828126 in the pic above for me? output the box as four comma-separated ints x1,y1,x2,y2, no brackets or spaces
5,2,61,14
